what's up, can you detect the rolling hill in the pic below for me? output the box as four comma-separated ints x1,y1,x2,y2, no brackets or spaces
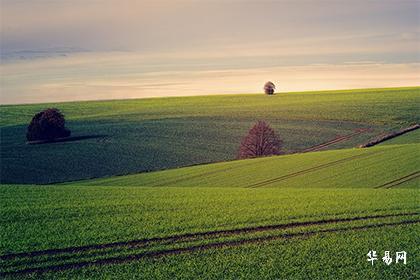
1,87,419,184
1,139,419,278
0,87,419,279
70,142,419,188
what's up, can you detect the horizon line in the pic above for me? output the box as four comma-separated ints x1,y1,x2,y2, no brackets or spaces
1,86,419,107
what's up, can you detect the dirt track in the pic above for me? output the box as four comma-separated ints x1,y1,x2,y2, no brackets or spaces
2,212,418,276
246,149,384,188
375,171,420,189
301,128,372,153
151,158,268,187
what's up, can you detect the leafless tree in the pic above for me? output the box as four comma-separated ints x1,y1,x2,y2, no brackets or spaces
264,81,275,95
238,121,282,159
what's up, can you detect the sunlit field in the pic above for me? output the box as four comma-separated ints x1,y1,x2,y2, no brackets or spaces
1,87,419,279
1,87,418,184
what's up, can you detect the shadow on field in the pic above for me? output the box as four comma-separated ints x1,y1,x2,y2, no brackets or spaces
26,135,108,145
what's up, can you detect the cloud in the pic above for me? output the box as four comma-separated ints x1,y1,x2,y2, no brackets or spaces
1,0,419,53
1,1,418,103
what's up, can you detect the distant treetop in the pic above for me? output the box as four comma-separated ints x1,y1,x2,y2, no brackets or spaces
264,81,276,95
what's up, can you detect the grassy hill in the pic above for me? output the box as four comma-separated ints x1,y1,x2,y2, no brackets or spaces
1,195,419,278
28,223,418,279
1,87,419,278
1,140,419,278
71,142,419,188
1,87,419,184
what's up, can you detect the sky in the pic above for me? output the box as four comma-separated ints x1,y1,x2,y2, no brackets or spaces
1,0,419,104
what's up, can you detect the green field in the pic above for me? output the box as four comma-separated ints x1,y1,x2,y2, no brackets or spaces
1,87,419,184
71,143,419,188
1,184,419,278
378,128,420,146
9,224,418,280
1,87,419,279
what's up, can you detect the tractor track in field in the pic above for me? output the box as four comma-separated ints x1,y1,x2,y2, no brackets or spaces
1,212,418,276
151,159,266,187
301,128,372,153
1,211,415,261
1,218,418,277
153,128,372,187
374,171,420,189
246,150,384,188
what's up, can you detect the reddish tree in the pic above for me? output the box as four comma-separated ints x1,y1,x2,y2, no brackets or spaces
238,121,282,159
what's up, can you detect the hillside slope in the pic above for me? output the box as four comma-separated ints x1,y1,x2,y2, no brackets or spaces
71,142,419,188
1,87,419,184
2,130,419,278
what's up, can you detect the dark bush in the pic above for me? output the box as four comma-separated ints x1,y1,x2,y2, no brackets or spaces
264,81,275,95
238,120,282,159
26,108,71,141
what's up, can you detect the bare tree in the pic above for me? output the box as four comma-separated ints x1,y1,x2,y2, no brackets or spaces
264,81,275,95
238,121,282,159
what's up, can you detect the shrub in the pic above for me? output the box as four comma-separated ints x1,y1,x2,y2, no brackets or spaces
26,108,71,141
238,120,282,159
264,81,275,95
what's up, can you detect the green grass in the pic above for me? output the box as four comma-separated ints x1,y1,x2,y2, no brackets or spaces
378,128,420,146
1,183,418,278
19,224,419,280
1,87,419,184
2,141,418,278
70,143,419,189
1,141,419,277
1,87,419,279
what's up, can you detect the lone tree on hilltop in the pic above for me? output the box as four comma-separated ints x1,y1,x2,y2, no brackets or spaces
264,81,275,95
238,120,282,159
26,108,71,142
